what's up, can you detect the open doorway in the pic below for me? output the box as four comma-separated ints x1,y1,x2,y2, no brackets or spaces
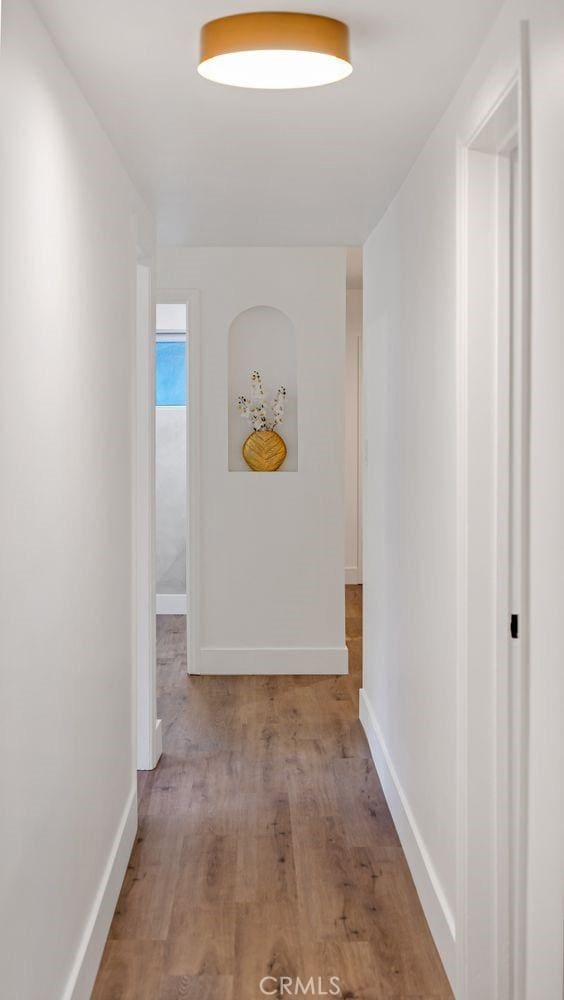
135,284,200,772
345,246,363,691
156,289,200,684
155,303,188,616
346,247,363,589
154,303,188,744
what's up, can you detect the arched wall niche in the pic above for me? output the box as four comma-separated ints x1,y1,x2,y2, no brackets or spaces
228,305,298,471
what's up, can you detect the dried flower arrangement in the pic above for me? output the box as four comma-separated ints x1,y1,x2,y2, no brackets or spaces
237,370,286,432
237,370,288,471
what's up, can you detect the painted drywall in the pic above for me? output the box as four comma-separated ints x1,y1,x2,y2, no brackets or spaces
363,146,459,986
362,1,564,996
32,0,507,246
0,0,152,996
158,247,348,674
345,289,362,584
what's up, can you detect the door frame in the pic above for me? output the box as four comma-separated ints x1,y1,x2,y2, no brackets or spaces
157,288,201,677
455,24,531,1000
135,261,161,770
135,279,201,766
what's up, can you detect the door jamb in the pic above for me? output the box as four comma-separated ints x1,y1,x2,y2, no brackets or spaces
135,262,161,770
455,26,531,999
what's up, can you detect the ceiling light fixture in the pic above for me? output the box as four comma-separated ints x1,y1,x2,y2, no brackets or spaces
198,12,352,90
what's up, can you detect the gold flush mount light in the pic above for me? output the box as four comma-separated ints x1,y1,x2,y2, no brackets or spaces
198,11,352,89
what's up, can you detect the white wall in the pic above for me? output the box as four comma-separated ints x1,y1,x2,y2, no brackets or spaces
362,140,459,982
0,0,152,996
158,247,348,675
345,288,362,584
362,1,564,997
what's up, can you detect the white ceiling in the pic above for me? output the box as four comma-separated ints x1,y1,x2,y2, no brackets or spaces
34,0,503,246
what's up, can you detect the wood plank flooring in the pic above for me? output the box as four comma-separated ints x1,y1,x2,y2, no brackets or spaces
92,587,452,999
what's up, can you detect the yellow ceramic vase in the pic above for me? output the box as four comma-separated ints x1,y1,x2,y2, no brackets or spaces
242,429,287,471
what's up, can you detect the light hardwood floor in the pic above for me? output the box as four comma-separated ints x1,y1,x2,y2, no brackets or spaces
92,586,452,999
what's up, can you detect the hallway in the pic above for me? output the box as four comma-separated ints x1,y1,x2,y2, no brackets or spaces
92,588,451,999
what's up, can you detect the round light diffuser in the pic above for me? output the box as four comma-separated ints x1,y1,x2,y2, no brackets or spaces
198,12,352,89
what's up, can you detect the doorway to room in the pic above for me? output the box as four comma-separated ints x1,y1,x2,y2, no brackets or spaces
135,281,200,771
345,246,363,696
155,303,188,617
154,303,188,747
345,247,363,591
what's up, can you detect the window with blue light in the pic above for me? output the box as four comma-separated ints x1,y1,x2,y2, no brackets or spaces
155,340,187,406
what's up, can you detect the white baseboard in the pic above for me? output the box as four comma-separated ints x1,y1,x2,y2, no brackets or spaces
156,593,187,614
359,689,456,989
198,646,349,675
62,785,137,1000
345,566,362,585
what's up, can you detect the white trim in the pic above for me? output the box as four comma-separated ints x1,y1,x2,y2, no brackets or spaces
62,785,137,1000
455,56,530,1000
199,645,348,676
513,24,532,997
359,688,456,989
356,330,363,583
156,593,187,615
495,148,513,1000
455,130,470,1000
187,292,201,676
135,264,160,771
156,332,186,342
